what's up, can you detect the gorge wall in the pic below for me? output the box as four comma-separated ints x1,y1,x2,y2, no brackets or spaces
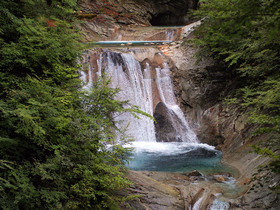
79,0,198,41
169,34,280,209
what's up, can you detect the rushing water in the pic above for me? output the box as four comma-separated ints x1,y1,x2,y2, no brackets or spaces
165,29,176,41
102,51,156,141
210,198,230,210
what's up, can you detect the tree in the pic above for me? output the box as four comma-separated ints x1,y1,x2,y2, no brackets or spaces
0,0,138,208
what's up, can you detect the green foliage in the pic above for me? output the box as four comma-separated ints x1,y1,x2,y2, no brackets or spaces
249,143,280,194
0,14,80,79
252,145,280,173
0,77,135,209
192,0,280,80
0,0,138,209
192,0,280,192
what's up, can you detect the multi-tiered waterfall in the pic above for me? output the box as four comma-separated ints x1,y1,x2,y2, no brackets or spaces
80,21,232,175
79,26,241,209
81,48,198,143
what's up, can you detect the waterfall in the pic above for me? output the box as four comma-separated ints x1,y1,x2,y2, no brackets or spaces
103,51,156,142
155,62,198,143
165,29,175,41
80,64,93,91
81,49,197,143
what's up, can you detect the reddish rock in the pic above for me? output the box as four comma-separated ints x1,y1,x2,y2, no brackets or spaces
188,170,202,177
215,175,226,182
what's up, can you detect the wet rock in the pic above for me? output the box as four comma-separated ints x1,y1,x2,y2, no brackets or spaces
215,175,226,182
186,147,218,158
168,29,280,210
125,171,184,210
188,170,202,177
191,188,205,207
154,102,187,142
211,172,232,178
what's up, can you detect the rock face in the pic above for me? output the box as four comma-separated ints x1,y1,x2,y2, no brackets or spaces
147,0,199,26
79,0,198,41
123,171,184,210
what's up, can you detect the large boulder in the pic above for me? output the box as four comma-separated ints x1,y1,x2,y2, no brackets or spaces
154,102,186,142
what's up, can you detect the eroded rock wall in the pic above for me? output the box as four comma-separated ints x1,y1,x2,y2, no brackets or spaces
79,0,198,41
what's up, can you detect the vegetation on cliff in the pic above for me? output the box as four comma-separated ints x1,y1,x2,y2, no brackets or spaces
0,0,135,209
192,0,280,192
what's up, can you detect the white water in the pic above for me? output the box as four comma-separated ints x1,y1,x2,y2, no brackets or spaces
210,199,230,210
127,141,215,155
165,30,175,41
192,196,204,210
80,64,93,91
125,141,222,172
103,51,156,142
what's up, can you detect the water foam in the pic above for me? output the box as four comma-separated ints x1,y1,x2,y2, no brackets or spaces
126,141,215,155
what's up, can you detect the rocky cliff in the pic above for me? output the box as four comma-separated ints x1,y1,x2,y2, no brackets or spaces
79,0,198,41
